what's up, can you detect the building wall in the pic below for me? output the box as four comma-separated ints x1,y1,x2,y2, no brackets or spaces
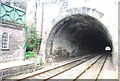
0,22,25,63
26,0,118,70
39,0,118,66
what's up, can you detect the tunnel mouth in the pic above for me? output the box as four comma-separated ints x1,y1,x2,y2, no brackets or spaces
46,14,113,63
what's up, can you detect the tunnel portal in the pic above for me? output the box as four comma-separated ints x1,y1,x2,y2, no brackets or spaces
46,14,113,62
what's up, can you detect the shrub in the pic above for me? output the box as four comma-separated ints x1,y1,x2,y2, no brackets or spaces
25,51,35,59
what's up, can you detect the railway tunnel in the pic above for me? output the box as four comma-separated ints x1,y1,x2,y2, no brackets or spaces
46,14,113,63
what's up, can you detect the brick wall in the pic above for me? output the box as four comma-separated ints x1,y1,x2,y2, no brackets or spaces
0,22,25,63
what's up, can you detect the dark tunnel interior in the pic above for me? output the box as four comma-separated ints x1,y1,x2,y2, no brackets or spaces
46,14,113,62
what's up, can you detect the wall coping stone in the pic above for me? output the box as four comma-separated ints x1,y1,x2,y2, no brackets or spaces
0,61,35,70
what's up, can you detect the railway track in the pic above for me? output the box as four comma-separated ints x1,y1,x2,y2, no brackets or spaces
73,54,108,81
16,54,99,81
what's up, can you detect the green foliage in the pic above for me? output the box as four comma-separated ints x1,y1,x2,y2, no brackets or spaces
39,56,44,66
26,44,33,51
26,24,42,52
25,51,35,59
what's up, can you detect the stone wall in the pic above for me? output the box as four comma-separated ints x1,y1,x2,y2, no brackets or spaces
0,62,35,79
0,22,25,63
26,0,118,67
45,14,113,63
37,1,117,65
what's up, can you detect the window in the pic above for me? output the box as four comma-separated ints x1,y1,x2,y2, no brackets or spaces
2,33,9,50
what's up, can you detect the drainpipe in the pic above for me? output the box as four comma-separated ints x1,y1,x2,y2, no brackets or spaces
23,4,27,60
23,26,27,60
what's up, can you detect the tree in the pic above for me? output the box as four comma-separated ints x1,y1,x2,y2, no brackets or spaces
26,24,42,55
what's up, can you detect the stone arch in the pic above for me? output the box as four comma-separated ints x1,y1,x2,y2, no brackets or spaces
51,7,104,26
45,14,113,63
